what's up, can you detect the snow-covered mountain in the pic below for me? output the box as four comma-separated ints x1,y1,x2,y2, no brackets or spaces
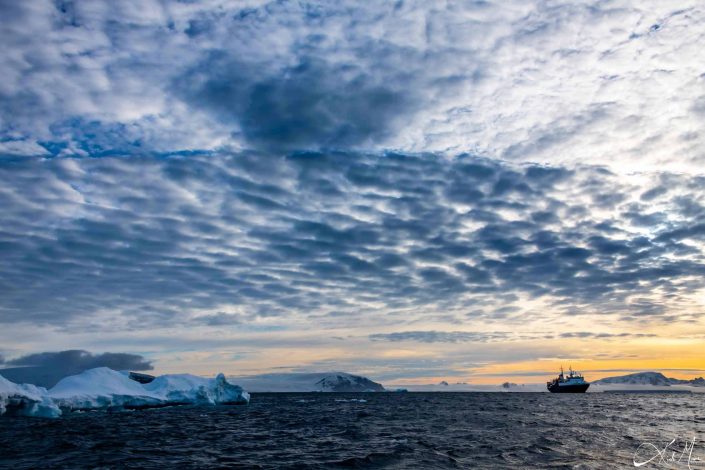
595,372,673,386
315,373,384,392
229,372,384,392
595,371,705,386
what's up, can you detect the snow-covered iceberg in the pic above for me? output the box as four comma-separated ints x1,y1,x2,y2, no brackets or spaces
49,367,163,411
50,368,249,411
0,373,61,418
144,372,250,405
1,367,249,418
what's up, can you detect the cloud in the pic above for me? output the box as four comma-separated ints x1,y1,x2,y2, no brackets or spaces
369,330,659,343
176,56,416,151
1,1,705,379
0,1,703,171
1,152,703,331
0,350,153,387
369,331,511,343
557,332,658,339
6,349,152,371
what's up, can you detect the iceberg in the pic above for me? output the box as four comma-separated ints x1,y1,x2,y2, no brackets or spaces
50,368,249,411
144,373,250,405
0,373,61,418
1,367,249,418
49,367,163,411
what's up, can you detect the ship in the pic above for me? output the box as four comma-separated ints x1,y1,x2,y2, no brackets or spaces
547,366,590,393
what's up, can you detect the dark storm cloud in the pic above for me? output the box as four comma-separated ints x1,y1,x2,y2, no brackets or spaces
0,350,153,388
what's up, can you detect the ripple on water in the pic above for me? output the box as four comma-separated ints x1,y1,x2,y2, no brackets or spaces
1,393,705,469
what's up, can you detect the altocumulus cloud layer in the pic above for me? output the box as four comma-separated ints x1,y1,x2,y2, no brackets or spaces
1,0,705,376
1,152,704,330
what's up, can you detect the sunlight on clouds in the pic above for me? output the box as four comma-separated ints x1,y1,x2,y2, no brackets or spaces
0,1,703,170
468,336,704,381
1,0,705,383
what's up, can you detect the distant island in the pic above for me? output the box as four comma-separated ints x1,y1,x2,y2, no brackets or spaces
594,371,705,387
229,372,385,392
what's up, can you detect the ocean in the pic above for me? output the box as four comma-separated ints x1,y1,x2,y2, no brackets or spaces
1,392,703,469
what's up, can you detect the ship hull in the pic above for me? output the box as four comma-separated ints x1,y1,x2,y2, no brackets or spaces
547,383,590,393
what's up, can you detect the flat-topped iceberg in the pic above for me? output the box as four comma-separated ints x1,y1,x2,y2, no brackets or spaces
0,374,61,418
1,367,249,418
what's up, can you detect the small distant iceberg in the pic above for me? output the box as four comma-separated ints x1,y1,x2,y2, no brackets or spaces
394,381,546,392
1,367,249,418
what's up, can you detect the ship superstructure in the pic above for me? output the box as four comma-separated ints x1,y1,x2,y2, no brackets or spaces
547,366,590,393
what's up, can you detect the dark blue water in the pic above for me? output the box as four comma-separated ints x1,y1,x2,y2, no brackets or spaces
1,392,704,469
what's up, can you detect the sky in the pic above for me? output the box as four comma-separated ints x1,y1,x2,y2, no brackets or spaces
1,0,705,385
